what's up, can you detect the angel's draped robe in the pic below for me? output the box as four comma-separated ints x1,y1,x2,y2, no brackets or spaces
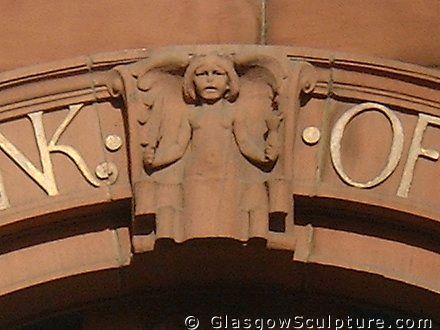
181,103,253,241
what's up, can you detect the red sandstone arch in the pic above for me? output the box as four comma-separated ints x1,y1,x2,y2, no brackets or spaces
0,46,438,327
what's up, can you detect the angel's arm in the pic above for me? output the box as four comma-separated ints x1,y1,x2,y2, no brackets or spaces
144,115,191,169
234,114,267,163
234,110,282,164
264,111,283,162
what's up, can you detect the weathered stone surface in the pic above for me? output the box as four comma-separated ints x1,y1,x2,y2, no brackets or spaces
294,226,440,293
0,102,131,228
266,0,440,67
108,47,316,251
0,228,130,295
2,1,439,71
0,45,438,327
0,0,261,71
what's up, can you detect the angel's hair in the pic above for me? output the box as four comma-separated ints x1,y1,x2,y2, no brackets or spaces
183,54,239,103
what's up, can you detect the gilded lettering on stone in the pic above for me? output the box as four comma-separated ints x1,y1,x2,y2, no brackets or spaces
330,102,404,188
0,103,119,209
45,104,117,187
397,113,440,198
0,171,10,210
0,111,59,196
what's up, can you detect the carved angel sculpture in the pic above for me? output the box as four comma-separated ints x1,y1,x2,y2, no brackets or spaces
109,49,314,251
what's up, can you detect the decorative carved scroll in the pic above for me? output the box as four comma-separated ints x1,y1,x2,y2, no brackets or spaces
109,48,317,252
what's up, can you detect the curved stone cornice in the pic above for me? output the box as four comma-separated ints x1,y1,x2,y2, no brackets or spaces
0,46,437,235
0,45,438,325
0,46,438,117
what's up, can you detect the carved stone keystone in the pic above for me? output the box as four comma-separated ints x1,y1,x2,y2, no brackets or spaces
109,47,317,252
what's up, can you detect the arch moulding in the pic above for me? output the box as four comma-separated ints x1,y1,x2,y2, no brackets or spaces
0,45,438,326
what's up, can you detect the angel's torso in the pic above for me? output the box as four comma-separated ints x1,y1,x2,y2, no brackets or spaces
185,102,240,179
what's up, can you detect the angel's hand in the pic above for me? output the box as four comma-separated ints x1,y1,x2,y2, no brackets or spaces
264,133,280,162
143,146,156,166
265,145,279,162
266,111,283,131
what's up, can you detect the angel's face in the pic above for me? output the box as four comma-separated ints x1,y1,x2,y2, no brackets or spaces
193,64,229,103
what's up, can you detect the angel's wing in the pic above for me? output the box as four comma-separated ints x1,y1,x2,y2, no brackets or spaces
113,53,190,175
136,70,186,152
235,62,283,159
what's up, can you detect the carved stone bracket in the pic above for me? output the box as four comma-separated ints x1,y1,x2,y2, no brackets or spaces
108,47,317,252
0,45,437,261
0,46,439,313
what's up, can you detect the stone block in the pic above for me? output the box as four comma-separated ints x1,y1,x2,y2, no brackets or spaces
0,0,261,70
266,0,440,67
